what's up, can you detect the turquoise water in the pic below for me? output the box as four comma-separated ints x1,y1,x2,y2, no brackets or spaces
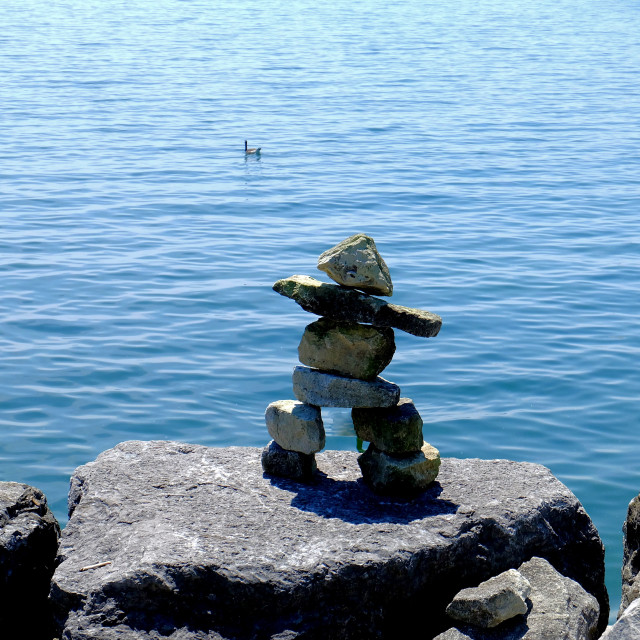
1,0,639,621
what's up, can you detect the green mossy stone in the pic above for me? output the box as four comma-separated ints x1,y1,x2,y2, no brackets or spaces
352,398,423,453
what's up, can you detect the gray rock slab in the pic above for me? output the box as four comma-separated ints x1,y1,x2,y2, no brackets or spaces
1,481,61,638
352,398,424,453
265,400,325,454
437,557,600,640
602,599,640,640
273,275,442,338
445,569,531,628
292,365,400,408
262,440,318,481
316,233,393,296
50,442,608,640
298,317,395,380
620,493,640,614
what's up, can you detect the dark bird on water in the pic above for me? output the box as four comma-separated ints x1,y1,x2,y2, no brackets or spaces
245,140,261,154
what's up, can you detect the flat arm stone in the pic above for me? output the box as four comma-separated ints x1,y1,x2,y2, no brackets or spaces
273,275,442,338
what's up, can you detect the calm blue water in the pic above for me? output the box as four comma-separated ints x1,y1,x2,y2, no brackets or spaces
1,0,639,621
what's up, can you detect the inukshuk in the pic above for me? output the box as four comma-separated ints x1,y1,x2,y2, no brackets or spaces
262,233,443,496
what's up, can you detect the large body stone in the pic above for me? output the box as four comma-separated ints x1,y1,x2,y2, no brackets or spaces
265,400,325,454
274,275,442,338
298,318,395,380
620,493,640,614
316,233,393,296
437,557,600,640
50,442,608,639
1,482,61,639
445,569,531,628
603,599,640,640
352,398,423,453
292,365,400,408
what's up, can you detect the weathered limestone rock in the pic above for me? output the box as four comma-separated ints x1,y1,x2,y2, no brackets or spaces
358,442,441,495
265,400,325,455
435,630,474,640
261,440,317,481
292,365,400,408
518,557,600,640
436,557,600,640
620,494,640,614
603,599,640,640
50,442,608,639
316,233,393,296
352,398,423,454
1,482,61,639
273,275,442,338
445,569,531,628
298,317,395,380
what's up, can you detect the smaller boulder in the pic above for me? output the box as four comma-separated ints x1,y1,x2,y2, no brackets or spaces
437,557,600,640
602,599,640,640
265,400,325,455
317,233,393,296
446,569,531,628
261,441,317,481
298,317,395,380
292,365,400,408
620,494,640,614
352,398,424,454
357,441,440,495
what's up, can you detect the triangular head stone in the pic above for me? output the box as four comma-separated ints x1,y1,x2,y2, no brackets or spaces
317,233,393,296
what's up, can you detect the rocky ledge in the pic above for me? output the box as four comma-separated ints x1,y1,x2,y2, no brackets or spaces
602,492,640,639
0,481,60,638
50,441,608,639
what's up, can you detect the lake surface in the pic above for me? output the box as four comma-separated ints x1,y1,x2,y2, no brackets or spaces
1,0,639,622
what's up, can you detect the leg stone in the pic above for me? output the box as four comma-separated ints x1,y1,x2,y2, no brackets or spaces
352,398,423,454
265,400,325,454
358,441,441,496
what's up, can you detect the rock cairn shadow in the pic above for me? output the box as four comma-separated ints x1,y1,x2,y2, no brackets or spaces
262,233,443,496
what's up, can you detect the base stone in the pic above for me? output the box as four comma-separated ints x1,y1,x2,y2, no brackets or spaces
358,441,441,495
50,441,608,640
262,440,317,481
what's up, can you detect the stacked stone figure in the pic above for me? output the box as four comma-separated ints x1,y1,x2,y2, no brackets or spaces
262,234,443,496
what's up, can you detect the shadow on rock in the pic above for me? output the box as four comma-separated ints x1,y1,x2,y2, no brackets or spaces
266,472,458,524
